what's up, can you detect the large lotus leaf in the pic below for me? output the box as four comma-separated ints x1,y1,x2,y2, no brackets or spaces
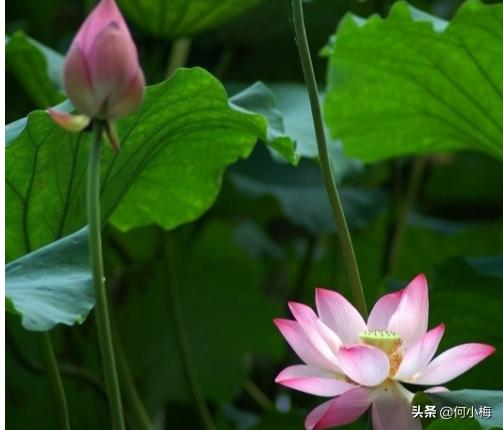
324,1,503,162
424,390,503,430
5,31,64,108
118,0,264,38
5,227,93,331
5,67,295,261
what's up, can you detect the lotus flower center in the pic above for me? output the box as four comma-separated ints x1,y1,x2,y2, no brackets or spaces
359,330,401,355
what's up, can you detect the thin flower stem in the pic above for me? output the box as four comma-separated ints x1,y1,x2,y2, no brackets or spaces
243,379,275,412
87,121,125,430
291,0,368,317
113,323,154,430
166,38,192,78
163,233,216,430
38,332,71,430
386,157,428,275
7,323,106,398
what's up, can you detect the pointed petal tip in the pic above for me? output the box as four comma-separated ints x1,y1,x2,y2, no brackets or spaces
410,342,496,385
47,109,91,132
287,301,304,311
273,317,288,327
433,323,446,334
479,343,496,355
410,273,428,288
315,287,337,296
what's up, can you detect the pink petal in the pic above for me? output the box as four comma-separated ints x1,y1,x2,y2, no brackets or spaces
424,386,448,393
410,343,495,385
288,302,341,364
315,288,367,345
87,23,136,110
63,44,99,117
371,382,422,430
76,0,132,55
367,290,403,330
275,365,356,397
394,324,445,381
387,274,429,351
338,344,390,387
47,109,91,132
305,387,372,430
106,71,145,119
273,319,337,371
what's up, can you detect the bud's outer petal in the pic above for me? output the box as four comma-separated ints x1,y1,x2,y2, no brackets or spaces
47,109,91,132
63,0,144,120
76,0,129,53
106,71,145,119
63,45,99,117
86,23,135,115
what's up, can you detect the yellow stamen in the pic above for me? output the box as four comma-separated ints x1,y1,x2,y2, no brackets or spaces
359,330,401,355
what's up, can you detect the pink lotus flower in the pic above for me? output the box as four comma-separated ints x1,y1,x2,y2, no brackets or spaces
48,0,144,149
274,274,495,430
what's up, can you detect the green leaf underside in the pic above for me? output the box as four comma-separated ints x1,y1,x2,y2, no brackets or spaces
5,228,93,331
118,0,264,38
5,67,295,261
324,1,503,162
6,31,64,108
229,81,300,165
425,390,503,430
229,81,362,179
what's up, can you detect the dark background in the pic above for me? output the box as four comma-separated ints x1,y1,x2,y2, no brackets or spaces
6,0,503,429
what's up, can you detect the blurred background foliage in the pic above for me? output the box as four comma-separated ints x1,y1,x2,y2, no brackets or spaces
5,0,503,429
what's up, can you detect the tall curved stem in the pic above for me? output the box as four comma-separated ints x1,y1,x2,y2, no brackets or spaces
291,0,368,317
163,233,215,430
38,332,71,430
386,157,428,275
87,121,125,430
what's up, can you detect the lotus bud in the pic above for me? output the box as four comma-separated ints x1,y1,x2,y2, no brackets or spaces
63,0,145,120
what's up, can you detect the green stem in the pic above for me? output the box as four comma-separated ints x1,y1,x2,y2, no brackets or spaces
87,121,125,430
38,332,71,430
113,324,154,430
291,0,368,317
386,157,428,275
163,233,216,430
243,379,274,412
166,38,192,78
